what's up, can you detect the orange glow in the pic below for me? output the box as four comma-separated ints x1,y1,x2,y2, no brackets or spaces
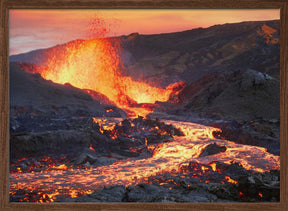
36,38,174,117
258,192,263,198
89,143,96,151
18,157,27,161
53,164,68,170
201,166,210,172
225,176,238,184
209,162,217,172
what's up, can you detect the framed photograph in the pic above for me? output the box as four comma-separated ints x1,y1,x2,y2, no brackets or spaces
1,0,287,210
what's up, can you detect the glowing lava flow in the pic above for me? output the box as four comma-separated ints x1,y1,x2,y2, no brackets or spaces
9,119,280,202
36,38,175,117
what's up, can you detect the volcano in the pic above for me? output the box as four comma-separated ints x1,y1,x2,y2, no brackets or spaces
9,20,280,203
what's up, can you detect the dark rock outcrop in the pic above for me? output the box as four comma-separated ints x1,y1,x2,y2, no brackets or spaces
157,69,279,121
199,143,227,157
9,62,124,118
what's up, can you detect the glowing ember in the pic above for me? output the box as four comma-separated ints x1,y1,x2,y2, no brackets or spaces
53,164,68,170
89,143,96,151
239,191,245,198
10,156,88,174
209,162,217,172
225,176,238,184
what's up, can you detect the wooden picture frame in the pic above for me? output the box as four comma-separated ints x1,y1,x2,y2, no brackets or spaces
1,0,287,210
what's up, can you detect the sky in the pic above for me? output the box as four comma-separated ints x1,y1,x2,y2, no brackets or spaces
9,9,280,55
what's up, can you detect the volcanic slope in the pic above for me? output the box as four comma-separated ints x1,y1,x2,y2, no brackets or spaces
119,20,279,86
10,20,280,87
9,62,123,118
156,68,280,121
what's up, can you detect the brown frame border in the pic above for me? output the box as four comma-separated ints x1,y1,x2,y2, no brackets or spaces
1,0,287,210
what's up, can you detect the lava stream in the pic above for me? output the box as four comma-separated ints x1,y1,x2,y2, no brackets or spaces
9,119,279,201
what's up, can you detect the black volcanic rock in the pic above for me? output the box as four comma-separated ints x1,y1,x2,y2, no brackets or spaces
157,68,279,121
212,119,280,155
9,62,124,118
120,20,279,86
199,143,227,157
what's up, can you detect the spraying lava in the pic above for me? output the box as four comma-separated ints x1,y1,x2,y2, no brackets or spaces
35,34,176,117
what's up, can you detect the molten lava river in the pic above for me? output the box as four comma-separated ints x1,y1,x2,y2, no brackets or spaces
9,118,279,202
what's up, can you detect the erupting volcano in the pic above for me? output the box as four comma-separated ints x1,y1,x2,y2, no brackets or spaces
9,14,280,203
33,33,178,117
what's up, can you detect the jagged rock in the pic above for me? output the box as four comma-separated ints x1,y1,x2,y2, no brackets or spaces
117,137,143,150
146,134,173,144
237,170,280,201
116,149,141,157
240,69,272,90
157,68,279,122
199,143,227,157
206,183,238,200
74,150,118,166
90,132,111,154
90,185,126,202
68,186,126,202
121,119,132,133
125,183,167,202
83,162,91,168
74,150,98,165
10,130,90,159
213,120,280,155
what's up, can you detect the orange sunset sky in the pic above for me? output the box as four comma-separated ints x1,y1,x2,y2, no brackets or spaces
9,9,279,55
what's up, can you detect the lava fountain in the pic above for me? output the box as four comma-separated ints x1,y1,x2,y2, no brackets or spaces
35,19,177,117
